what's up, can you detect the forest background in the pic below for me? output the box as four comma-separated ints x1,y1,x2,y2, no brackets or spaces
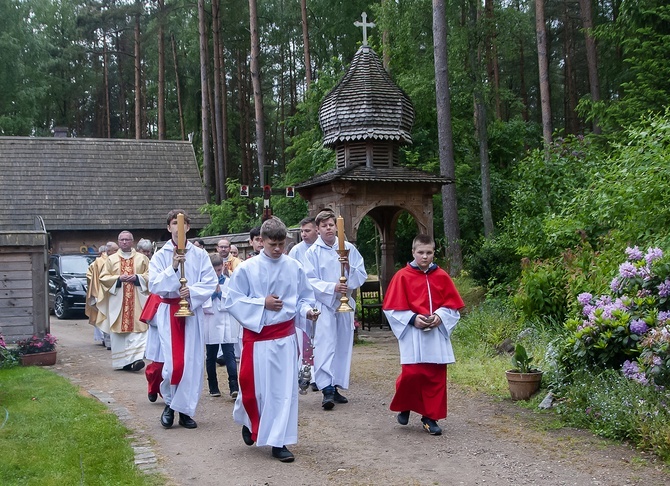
2,0,670,461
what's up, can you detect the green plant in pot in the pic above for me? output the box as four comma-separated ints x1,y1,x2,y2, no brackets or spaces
506,343,543,400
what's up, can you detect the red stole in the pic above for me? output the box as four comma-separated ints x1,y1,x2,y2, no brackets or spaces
239,320,296,442
140,294,186,385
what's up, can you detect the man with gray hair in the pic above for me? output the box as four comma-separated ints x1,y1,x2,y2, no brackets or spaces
98,231,150,371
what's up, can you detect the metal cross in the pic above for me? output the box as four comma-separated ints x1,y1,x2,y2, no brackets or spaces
354,12,375,46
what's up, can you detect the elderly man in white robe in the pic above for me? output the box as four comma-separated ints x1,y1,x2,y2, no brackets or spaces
303,209,367,410
98,232,150,371
225,216,318,463
146,210,218,429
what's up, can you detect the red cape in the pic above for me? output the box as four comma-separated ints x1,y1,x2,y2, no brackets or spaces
383,264,464,315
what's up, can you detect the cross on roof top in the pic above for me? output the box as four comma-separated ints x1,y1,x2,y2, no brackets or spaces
354,12,375,46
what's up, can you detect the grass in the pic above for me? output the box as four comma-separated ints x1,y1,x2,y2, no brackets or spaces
0,366,164,486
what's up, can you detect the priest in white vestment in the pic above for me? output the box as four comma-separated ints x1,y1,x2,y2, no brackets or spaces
98,232,149,371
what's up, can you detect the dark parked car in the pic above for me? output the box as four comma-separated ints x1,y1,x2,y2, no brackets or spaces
48,254,97,319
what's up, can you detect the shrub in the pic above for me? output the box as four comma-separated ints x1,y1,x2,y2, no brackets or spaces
556,369,670,461
557,246,670,384
513,257,568,322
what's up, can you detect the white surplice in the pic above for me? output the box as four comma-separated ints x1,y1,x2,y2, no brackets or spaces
224,251,316,447
203,277,241,345
148,241,218,417
303,236,367,390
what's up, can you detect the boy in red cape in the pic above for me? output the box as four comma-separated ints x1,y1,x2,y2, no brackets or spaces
383,234,464,435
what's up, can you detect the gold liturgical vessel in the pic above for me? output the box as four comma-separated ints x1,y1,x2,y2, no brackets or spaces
174,212,194,317
336,249,354,313
174,248,194,317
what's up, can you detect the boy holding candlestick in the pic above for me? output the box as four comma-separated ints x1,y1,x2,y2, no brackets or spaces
224,216,318,462
144,209,218,429
303,209,367,410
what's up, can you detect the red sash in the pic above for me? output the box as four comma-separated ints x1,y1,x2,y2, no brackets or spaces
140,294,186,385
240,320,296,442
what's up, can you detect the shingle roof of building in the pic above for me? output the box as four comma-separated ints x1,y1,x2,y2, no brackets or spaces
295,163,451,189
318,46,415,147
0,137,210,231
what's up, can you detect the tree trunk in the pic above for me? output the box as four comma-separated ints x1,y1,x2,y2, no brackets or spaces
475,98,493,237
432,0,462,274
219,17,230,199
563,0,579,135
212,0,225,203
300,0,312,89
579,0,601,134
535,0,552,149
134,4,142,140
249,0,267,186
472,0,494,237
170,33,186,141
484,0,501,119
115,31,128,137
198,0,212,201
157,0,166,140
103,36,111,138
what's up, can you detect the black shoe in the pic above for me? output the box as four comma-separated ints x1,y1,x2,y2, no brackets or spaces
148,393,158,403
322,388,335,410
310,382,319,392
160,405,174,428
178,413,197,429
333,389,348,404
124,359,145,372
242,425,254,446
421,416,442,435
397,411,410,425
271,446,295,463
209,389,221,397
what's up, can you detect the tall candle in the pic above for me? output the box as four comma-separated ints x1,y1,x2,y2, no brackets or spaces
177,213,186,250
336,215,345,251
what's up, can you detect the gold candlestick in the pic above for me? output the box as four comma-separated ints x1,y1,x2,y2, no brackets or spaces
174,248,194,317
336,249,354,313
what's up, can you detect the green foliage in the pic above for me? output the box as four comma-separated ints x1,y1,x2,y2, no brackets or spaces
556,369,670,461
201,179,259,235
452,298,522,354
511,343,538,373
468,233,522,289
556,246,670,382
587,0,670,130
513,258,569,322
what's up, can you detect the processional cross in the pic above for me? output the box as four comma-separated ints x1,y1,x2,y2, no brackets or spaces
354,12,375,46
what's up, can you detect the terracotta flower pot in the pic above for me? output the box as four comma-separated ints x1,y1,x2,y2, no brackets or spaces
505,370,543,401
20,350,57,366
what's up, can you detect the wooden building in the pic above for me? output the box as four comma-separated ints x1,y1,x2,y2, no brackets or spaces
0,137,210,341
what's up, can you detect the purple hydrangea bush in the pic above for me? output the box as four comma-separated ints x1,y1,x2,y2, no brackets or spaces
561,247,670,387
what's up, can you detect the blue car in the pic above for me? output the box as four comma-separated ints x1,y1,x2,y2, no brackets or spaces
48,254,96,319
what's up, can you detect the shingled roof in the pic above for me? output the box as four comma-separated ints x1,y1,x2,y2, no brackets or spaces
0,137,210,231
295,163,451,189
318,45,414,147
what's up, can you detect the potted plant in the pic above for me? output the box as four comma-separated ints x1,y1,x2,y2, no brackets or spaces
505,343,543,400
16,334,58,366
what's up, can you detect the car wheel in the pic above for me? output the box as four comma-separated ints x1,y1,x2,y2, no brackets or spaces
54,293,70,319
